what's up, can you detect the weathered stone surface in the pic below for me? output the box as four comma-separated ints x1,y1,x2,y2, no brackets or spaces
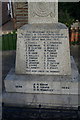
16,23,71,75
5,57,79,94
28,2,58,24
3,92,78,108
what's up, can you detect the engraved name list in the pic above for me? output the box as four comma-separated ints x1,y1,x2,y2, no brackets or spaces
17,29,70,75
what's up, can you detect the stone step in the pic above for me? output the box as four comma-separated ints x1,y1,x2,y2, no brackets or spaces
4,57,79,94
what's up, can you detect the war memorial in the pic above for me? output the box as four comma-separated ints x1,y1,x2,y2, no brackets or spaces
3,1,80,109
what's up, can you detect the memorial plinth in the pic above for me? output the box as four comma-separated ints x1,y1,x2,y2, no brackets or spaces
16,23,71,75
3,1,80,108
3,56,79,107
5,57,79,94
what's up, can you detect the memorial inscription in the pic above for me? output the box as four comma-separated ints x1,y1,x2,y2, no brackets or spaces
16,24,71,75
24,31,63,73
33,83,54,92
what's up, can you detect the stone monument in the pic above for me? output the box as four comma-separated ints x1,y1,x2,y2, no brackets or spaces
16,2,71,75
3,2,79,108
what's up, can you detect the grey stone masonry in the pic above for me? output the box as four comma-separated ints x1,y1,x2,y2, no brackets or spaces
28,2,58,23
5,57,79,94
16,23,71,75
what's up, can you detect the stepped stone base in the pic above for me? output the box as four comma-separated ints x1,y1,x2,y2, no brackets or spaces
4,57,79,94
3,92,79,108
3,56,80,108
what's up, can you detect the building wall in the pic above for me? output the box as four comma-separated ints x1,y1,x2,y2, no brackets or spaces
0,2,2,26
13,2,28,29
2,2,11,25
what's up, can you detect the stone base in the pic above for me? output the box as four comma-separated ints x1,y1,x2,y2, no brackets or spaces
4,57,79,94
3,91,79,108
3,56,80,108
